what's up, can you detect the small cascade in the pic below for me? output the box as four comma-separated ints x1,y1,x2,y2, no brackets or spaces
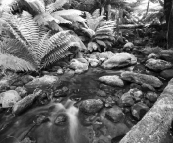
66,102,79,143
53,100,79,143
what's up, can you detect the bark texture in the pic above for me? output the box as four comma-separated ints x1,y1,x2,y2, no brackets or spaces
119,78,173,143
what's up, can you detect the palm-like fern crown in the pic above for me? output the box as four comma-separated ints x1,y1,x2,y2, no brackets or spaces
83,9,116,52
1,0,86,31
0,11,86,71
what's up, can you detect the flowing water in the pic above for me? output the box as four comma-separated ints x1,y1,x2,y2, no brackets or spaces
0,63,173,143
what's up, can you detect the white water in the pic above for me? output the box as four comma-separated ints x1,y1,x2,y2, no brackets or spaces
54,100,79,143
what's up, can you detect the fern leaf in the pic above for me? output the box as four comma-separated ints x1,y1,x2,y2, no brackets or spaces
81,28,95,38
96,39,106,48
52,9,84,16
51,14,72,24
46,0,69,13
40,30,83,67
0,39,37,68
88,42,99,52
25,0,45,15
92,9,101,19
1,12,30,46
0,53,36,71
18,12,40,52
34,12,60,26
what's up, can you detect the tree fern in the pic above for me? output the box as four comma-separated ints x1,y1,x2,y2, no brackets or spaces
0,12,86,71
83,9,116,52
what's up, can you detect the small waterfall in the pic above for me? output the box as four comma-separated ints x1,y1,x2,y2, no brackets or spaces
66,103,79,143
54,100,79,143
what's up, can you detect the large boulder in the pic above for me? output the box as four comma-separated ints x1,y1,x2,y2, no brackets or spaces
99,75,124,87
121,71,163,88
0,90,21,108
146,58,172,71
102,53,137,69
79,99,104,115
70,58,89,74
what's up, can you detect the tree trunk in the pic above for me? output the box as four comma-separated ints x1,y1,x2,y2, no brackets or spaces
119,78,173,143
165,0,173,49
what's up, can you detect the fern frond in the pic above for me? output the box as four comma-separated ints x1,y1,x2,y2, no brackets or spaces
40,30,84,67
25,0,45,15
46,0,69,13
51,13,72,24
88,41,100,52
2,39,38,68
92,9,101,19
18,12,40,51
0,53,36,71
1,12,29,46
52,9,83,16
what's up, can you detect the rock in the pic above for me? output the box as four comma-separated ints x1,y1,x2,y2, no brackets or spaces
79,99,104,115
104,96,115,107
121,71,163,88
15,86,27,98
0,78,10,91
21,75,34,84
160,49,173,62
145,91,158,102
12,89,42,115
147,53,159,59
146,58,172,71
96,90,107,97
97,51,114,60
102,119,129,139
123,42,134,51
1,90,21,108
25,75,59,92
121,92,135,107
54,87,69,97
87,58,100,67
129,88,143,101
57,67,64,75
54,114,67,126
102,53,137,69
20,137,35,143
130,83,142,90
70,58,89,74
160,69,173,79
99,75,124,87
131,102,149,120
105,106,125,123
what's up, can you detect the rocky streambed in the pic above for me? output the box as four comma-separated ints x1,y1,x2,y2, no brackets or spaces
0,50,173,143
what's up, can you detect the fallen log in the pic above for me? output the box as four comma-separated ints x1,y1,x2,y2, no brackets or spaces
119,78,173,143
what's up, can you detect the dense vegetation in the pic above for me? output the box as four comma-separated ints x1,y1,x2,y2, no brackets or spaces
0,0,167,73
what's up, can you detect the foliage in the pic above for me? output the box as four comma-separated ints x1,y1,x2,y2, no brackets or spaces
0,11,85,71
0,0,86,31
82,9,116,52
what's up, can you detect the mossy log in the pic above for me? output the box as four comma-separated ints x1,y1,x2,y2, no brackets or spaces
119,78,173,143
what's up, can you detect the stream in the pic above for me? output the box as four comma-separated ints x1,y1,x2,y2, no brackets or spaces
0,53,173,143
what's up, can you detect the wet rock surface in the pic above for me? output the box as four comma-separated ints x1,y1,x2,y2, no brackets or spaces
105,106,125,123
99,75,124,87
79,99,104,115
0,90,21,108
102,53,137,69
131,102,149,120
146,58,172,71
70,58,89,74
160,69,173,79
121,71,163,88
